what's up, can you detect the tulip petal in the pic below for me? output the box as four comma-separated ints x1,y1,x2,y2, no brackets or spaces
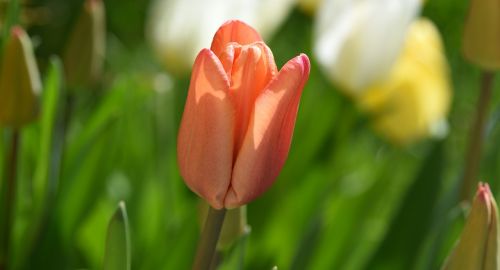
177,49,234,209
218,43,238,77
210,20,262,59
229,42,278,153
225,54,310,208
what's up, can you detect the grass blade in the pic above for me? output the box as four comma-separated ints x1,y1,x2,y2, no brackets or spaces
104,201,131,270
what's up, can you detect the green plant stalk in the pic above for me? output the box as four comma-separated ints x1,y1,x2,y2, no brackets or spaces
237,228,250,270
15,58,66,269
0,0,20,53
103,201,131,270
208,251,222,270
460,71,495,201
192,207,227,270
0,130,20,270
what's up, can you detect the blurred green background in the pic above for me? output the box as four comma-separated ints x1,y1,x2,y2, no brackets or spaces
1,0,500,269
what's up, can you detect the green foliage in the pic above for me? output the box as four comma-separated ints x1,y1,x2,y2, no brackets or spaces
12,57,66,269
0,0,499,269
367,142,445,269
103,201,130,270
0,0,20,53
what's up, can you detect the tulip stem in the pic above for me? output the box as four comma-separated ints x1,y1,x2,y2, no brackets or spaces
192,207,227,270
1,130,20,270
208,251,222,270
460,71,495,202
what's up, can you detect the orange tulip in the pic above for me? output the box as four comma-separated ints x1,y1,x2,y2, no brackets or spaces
177,20,310,209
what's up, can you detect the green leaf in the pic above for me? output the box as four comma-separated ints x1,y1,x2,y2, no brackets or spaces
12,57,65,269
0,128,4,177
58,80,126,239
33,56,65,212
366,142,446,269
0,0,20,52
104,201,130,270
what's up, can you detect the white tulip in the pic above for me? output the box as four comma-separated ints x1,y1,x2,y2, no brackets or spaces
314,0,421,92
147,0,297,75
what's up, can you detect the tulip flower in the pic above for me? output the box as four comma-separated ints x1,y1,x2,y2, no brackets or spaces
442,182,499,270
313,0,421,91
63,0,106,89
462,0,500,70
147,0,296,75
0,26,41,128
177,20,310,209
357,18,451,144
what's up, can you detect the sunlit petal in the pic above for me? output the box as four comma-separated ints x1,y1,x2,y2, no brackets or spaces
229,42,278,152
210,20,262,59
226,54,310,208
177,49,234,209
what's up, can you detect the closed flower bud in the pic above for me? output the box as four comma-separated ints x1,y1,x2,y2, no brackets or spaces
177,20,310,209
357,18,451,145
442,182,499,270
63,0,106,89
462,0,500,70
0,26,41,128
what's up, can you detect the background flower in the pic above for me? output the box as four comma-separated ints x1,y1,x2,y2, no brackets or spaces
313,0,421,91
0,26,41,128
462,0,500,70
147,0,297,74
357,18,451,144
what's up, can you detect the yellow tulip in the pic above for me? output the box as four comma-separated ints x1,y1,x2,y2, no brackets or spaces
357,18,451,145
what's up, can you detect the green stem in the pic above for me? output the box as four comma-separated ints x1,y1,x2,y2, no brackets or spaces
460,71,495,201
237,228,250,270
1,130,20,270
208,251,222,270
192,207,227,270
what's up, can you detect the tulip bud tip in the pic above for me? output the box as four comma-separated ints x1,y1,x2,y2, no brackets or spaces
118,200,126,209
476,182,491,202
300,53,311,68
11,26,24,38
85,0,101,9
